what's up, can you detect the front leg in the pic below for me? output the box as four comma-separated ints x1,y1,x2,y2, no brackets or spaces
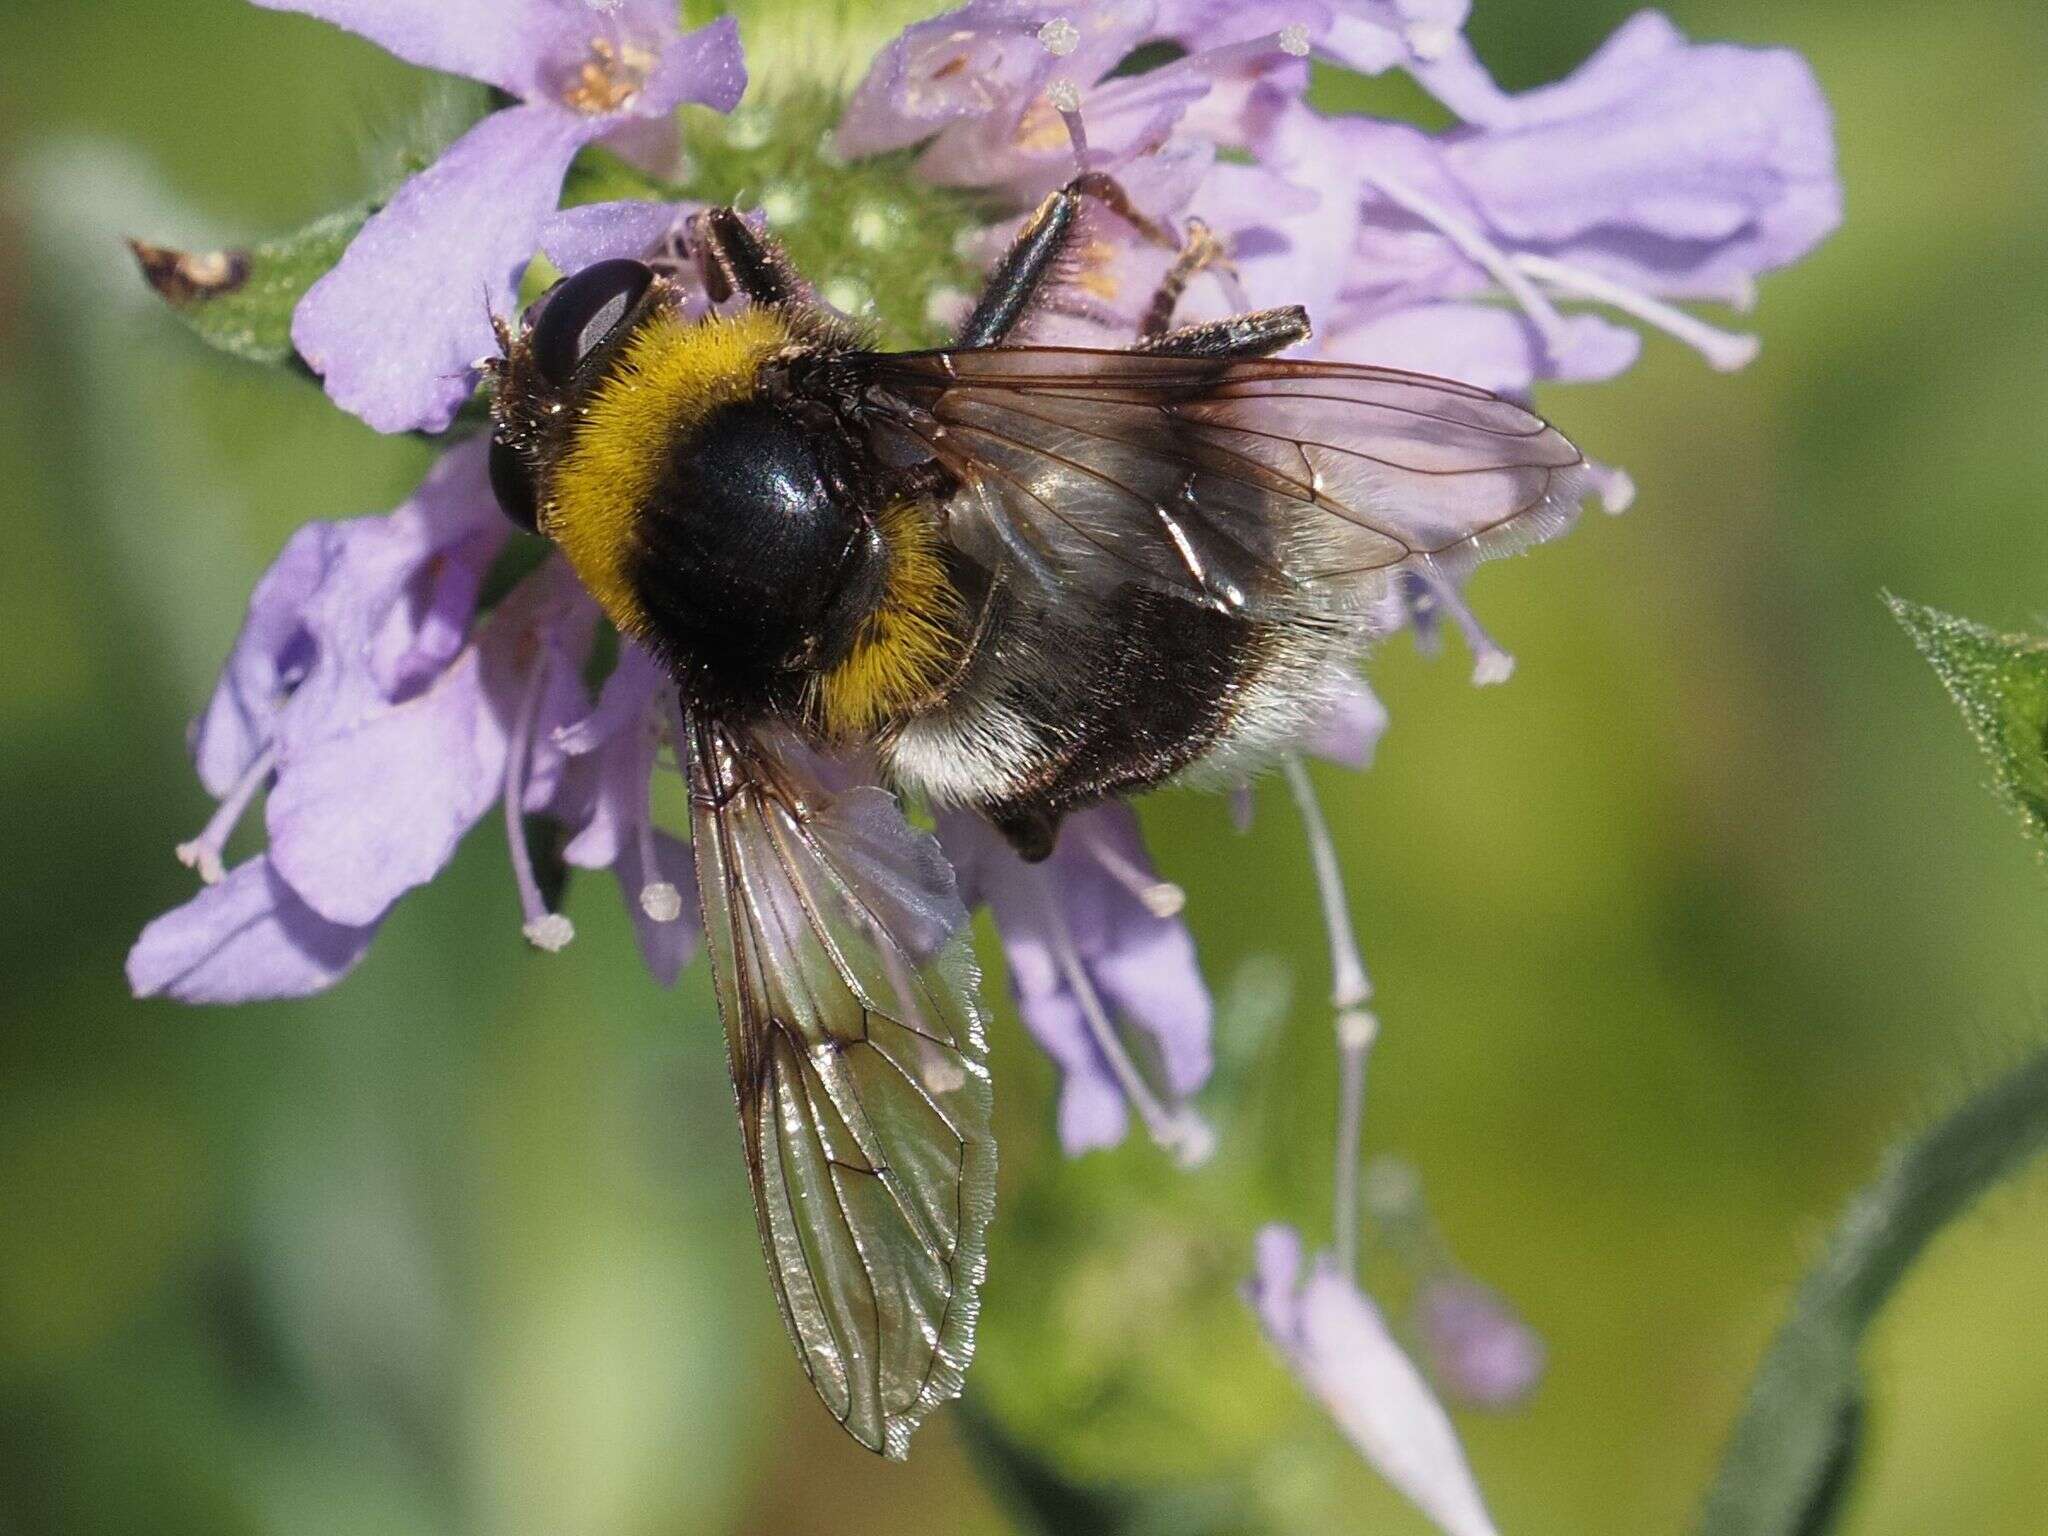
953,173,1173,349
686,206,804,308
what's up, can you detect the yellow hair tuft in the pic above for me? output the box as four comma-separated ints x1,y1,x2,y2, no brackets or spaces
544,306,795,641
812,499,960,739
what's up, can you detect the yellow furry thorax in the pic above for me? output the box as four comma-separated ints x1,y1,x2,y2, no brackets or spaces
539,301,960,738
810,497,960,740
544,305,798,643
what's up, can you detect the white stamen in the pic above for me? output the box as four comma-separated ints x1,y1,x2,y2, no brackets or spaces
1404,21,1455,60
1470,650,1516,687
1589,463,1636,514
174,839,226,886
504,649,572,953
848,201,895,249
1047,77,1082,116
1037,17,1080,56
1513,252,1761,372
822,276,874,316
176,743,277,886
523,913,576,952
1413,559,1515,686
1283,757,1378,1281
1090,834,1186,918
757,181,806,229
1359,168,1572,366
1278,23,1312,57
1032,865,1215,1165
640,881,683,922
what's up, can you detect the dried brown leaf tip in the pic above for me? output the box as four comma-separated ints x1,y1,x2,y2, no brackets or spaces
127,239,251,306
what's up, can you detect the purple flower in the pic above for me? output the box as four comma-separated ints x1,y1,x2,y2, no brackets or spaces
838,0,1318,206
130,440,707,1002
941,804,1214,1161
129,855,378,1004
1413,1276,1545,1411
1245,12,1840,389
1249,1225,1500,1536
142,0,1840,1174
255,0,745,432
554,640,702,985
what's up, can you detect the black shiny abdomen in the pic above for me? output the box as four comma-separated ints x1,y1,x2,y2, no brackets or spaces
629,400,879,692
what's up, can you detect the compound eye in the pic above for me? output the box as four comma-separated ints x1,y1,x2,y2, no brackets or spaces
489,435,540,534
532,258,655,386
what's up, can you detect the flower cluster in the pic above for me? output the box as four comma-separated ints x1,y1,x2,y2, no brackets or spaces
134,0,1838,1526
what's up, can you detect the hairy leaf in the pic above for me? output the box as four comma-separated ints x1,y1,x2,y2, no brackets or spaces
1889,595,2048,852
129,205,369,369
1695,1045,2048,1536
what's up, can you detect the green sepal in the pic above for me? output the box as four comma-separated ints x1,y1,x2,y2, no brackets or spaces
1695,1045,2048,1536
1890,595,2048,852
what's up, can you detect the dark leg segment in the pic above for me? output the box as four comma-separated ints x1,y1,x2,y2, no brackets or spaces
688,207,801,307
953,173,1175,349
1137,305,1314,361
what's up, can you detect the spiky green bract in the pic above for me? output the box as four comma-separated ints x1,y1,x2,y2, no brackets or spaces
1696,1044,2048,1536
1889,595,2048,853
676,83,996,349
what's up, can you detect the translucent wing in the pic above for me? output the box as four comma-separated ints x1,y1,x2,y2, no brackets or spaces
860,347,1592,617
686,715,995,1459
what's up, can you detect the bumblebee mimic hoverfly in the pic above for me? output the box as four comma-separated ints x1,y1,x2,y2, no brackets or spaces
485,174,1591,1457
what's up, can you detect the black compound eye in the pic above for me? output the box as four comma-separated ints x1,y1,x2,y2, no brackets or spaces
532,258,655,386
489,435,540,534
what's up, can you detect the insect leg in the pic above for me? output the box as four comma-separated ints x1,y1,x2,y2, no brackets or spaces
1136,305,1313,360
687,207,802,307
1138,219,1232,339
953,173,1174,349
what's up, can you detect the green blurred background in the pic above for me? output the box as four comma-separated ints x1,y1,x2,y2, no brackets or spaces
4,1,2047,1532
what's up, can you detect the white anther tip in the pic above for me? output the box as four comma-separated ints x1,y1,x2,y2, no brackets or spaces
1470,649,1517,687
1706,331,1762,372
1597,467,1637,514
1140,881,1187,919
1164,1111,1219,1169
176,840,225,886
1405,21,1455,60
1037,17,1080,56
1047,77,1082,115
639,881,683,923
523,913,576,952
758,183,806,228
1337,1007,1380,1050
849,202,893,248
1278,23,1311,57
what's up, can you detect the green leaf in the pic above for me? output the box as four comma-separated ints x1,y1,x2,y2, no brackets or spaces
1889,595,2048,851
129,204,369,369
1695,1044,2048,1536
128,78,493,376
